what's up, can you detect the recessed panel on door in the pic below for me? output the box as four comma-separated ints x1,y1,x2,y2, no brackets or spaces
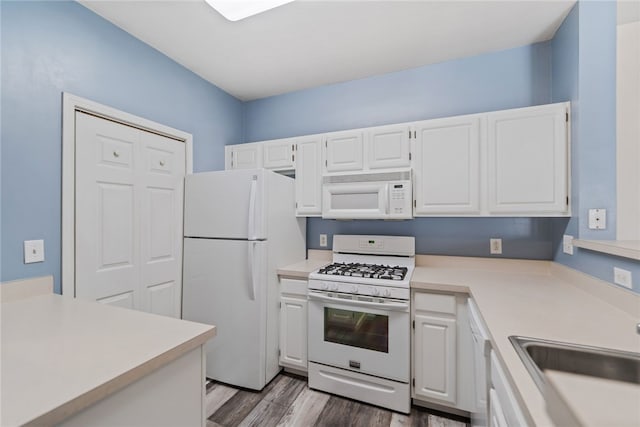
148,188,175,262
97,182,134,270
148,281,177,317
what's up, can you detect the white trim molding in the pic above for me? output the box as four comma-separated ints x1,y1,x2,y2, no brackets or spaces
61,93,194,297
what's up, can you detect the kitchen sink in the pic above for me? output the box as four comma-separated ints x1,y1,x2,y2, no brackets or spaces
509,336,640,392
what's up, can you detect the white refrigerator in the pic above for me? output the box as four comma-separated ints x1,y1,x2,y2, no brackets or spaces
182,169,306,390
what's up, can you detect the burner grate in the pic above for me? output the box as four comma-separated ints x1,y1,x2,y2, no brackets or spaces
317,262,408,281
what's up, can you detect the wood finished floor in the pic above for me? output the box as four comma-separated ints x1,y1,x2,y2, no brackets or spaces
205,373,470,427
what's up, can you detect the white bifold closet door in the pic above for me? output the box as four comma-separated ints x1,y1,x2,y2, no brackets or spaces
74,112,185,318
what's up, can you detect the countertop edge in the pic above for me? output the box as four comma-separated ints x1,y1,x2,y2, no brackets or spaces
25,326,216,426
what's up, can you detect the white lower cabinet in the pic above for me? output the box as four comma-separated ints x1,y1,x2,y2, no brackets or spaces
412,291,474,412
279,278,308,372
489,350,529,426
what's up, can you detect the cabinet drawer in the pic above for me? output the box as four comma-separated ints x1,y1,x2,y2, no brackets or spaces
280,278,308,296
414,292,456,315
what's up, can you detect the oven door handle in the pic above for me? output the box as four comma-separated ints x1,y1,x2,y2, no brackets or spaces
308,291,409,311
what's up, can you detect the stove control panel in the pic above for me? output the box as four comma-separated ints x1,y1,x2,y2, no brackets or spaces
308,279,409,300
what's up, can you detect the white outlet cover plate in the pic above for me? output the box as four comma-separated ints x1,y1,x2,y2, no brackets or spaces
319,234,328,247
24,240,45,263
613,267,632,289
490,238,502,254
588,208,606,229
562,235,574,255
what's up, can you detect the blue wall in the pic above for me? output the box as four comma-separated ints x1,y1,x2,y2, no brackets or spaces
551,1,640,293
245,42,556,260
0,1,243,292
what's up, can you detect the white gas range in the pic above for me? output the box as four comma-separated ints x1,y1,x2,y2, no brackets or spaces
307,235,415,414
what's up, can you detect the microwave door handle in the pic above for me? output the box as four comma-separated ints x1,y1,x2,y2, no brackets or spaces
308,292,409,311
247,176,257,240
384,185,389,215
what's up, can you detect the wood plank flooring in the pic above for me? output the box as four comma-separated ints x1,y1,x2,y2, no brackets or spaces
205,373,470,427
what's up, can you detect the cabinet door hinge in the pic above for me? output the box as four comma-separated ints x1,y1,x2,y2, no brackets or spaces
292,154,295,162
412,378,415,387
409,152,412,161
278,349,281,357
292,143,295,151
566,196,569,206
414,131,417,138
325,159,328,167
279,301,282,308
412,320,415,329
408,130,411,139
414,200,417,208
566,112,569,122
295,202,298,209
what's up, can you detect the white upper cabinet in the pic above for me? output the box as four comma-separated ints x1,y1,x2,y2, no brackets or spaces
413,115,482,215
225,142,262,170
487,103,569,215
263,138,295,171
295,136,323,216
367,124,411,170
324,130,364,173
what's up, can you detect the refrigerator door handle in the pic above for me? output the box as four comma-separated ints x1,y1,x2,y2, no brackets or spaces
247,176,257,240
248,241,257,300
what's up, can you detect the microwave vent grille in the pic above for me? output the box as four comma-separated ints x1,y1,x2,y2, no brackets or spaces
323,170,411,184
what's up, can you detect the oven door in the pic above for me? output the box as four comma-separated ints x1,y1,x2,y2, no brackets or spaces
308,291,410,382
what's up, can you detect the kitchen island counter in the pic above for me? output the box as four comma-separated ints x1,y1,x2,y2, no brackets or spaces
1,289,216,426
411,256,640,426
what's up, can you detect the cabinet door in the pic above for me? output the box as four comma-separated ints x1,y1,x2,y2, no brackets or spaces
263,139,295,170
279,295,308,370
414,313,457,404
367,124,411,169
487,103,569,215
413,116,481,215
324,131,364,173
488,388,509,427
229,143,262,169
295,137,323,216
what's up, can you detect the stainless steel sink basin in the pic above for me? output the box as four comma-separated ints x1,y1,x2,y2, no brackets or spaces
509,336,640,392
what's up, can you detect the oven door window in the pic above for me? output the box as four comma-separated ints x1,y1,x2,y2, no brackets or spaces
324,307,388,353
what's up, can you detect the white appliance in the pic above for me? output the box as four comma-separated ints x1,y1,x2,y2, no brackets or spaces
321,170,412,219
182,169,306,390
469,298,491,427
307,235,415,413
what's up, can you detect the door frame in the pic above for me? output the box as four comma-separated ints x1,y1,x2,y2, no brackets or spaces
61,92,193,297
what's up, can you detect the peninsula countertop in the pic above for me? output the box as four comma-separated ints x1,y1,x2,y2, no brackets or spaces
1,293,216,426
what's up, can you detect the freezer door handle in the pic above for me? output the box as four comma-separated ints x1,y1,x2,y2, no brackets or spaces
248,241,257,300
247,176,257,240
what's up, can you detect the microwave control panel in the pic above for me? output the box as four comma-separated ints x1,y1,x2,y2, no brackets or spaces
389,182,411,218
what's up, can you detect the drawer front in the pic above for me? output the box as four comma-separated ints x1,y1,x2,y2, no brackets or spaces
280,278,308,296
414,292,456,315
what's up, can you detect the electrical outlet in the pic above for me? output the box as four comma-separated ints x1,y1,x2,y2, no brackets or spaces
24,240,45,263
319,234,328,247
613,267,632,289
490,238,502,255
563,235,574,255
588,209,607,230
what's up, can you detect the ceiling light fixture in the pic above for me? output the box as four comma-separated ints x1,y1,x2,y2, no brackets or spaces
205,0,296,22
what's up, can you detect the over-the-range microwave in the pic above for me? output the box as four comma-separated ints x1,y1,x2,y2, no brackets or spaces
321,170,412,220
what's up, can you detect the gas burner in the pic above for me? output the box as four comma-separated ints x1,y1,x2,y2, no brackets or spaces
317,262,408,281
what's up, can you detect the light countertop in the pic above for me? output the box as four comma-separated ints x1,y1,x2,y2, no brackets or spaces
278,254,640,426
410,258,640,426
1,293,216,426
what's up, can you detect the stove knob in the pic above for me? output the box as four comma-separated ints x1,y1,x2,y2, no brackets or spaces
321,282,329,290
382,289,391,297
330,283,339,291
351,285,358,293
371,288,380,296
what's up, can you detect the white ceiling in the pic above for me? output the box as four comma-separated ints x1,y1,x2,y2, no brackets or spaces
79,0,577,101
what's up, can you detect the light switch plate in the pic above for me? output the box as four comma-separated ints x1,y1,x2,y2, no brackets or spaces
562,235,574,255
588,209,606,229
24,240,45,263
